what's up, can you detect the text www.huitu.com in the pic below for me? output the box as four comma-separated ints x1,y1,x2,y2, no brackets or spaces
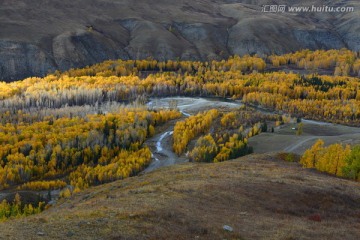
261,5,355,13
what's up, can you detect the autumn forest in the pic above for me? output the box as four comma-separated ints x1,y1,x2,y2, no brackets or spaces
1,49,360,220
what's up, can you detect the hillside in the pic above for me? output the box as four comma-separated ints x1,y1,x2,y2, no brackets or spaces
1,153,359,240
1,0,360,81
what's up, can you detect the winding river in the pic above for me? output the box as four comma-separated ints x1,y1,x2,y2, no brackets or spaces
144,97,360,172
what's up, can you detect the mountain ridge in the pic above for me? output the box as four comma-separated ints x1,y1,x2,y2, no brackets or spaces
0,0,359,81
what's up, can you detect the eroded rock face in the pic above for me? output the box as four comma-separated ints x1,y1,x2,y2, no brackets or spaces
0,0,359,81
52,30,129,71
0,40,56,81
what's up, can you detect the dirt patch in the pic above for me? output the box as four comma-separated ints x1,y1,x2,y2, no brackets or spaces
249,121,360,154
148,97,242,114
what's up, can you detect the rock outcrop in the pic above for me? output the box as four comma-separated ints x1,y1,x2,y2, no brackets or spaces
0,0,359,81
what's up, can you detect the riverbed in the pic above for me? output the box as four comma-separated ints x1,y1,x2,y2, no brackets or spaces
145,97,360,171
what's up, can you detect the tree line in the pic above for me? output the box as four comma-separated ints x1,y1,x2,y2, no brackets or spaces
1,52,360,125
0,107,181,193
0,194,44,221
301,139,360,180
174,106,280,162
269,49,360,76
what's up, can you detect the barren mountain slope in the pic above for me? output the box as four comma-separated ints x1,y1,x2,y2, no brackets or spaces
0,0,359,81
0,153,359,240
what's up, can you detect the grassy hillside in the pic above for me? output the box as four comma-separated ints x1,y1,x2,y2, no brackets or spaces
1,153,359,240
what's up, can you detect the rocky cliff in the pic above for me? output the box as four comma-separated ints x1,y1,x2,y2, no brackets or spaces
0,0,359,81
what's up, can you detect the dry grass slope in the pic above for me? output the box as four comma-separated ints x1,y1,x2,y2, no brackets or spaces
0,153,359,240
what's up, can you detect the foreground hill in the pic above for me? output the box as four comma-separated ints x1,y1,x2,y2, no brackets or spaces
1,153,359,240
1,0,360,81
